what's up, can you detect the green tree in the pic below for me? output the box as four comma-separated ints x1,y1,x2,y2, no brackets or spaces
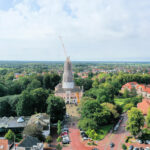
126,107,145,137
4,129,15,141
27,79,41,90
0,101,11,117
47,95,66,123
31,88,49,113
23,124,45,141
124,103,134,112
16,90,34,116
122,144,127,150
56,144,62,150
146,108,150,128
57,120,61,135
123,88,130,98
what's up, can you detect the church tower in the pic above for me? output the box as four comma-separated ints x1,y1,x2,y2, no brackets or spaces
62,57,74,89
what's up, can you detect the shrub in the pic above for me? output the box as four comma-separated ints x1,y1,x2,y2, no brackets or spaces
57,136,62,142
45,136,52,143
56,144,62,150
125,136,132,143
122,143,127,150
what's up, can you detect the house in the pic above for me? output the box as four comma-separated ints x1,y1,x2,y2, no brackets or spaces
121,82,150,99
121,82,138,92
27,113,50,137
16,136,43,150
0,117,30,133
137,99,150,115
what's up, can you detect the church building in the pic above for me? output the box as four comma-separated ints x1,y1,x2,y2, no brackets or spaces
55,57,83,104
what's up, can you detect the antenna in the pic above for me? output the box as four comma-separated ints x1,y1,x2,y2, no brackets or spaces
59,36,67,58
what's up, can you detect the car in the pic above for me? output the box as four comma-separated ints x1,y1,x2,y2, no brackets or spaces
83,136,90,140
92,148,99,150
62,136,70,142
63,125,68,128
110,142,115,148
133,148,139,150
145,140,150,144
139,147,144,150
145,147,150,150
62,138,69,144
137,139,143,144
80,131,85,134
128,145,134,150
81,133,88,138
61,131,68,136
61,128,69,132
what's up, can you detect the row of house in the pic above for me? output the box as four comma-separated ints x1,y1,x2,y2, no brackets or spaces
0,113,50,150
121,82,150,99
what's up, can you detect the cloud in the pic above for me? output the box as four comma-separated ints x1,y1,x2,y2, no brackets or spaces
0,0,150,60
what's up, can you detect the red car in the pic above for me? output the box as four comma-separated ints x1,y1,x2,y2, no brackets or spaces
61,131,68,137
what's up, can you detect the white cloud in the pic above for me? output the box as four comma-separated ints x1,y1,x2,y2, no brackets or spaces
0,0,150,60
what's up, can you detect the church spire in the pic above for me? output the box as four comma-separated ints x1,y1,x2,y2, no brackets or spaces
62,57,74,89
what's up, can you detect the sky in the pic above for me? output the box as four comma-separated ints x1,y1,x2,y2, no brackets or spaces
0,0,150,61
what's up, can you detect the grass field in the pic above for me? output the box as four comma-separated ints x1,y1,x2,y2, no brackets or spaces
114,98,131,106
97,124,113,140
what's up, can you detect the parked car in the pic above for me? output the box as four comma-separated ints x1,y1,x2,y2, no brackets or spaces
61,131,68,136
128,145,134,150
145,140,150,144
61,128,69,132
145,147,150,150
110,142,115,148
139,147,144,150
92,148,99,150
133,148,139,150
137,139,143,144
62,138,70,144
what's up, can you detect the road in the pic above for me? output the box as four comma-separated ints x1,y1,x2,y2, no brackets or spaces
63,114,129,150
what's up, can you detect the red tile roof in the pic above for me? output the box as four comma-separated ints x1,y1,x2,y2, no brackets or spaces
137,99,150,115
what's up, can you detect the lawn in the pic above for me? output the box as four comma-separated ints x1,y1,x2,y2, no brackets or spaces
114,98,130,106
97,124,113,140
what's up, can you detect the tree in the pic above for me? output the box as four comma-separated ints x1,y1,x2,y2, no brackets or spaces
56,144,62,150
123,88,130,98
126,107,145,137
0,101,11,117
47,95,66,123
122,144,127,150
23,124,45,141
146,108,150,128
86,129,99,140
124,103,134,112
16,90,34,116
27,79,41,90
57,120,61,135
101,103,119,119
0,84,8,96
45,136,52,143
30,88,49,113
4,129,15,141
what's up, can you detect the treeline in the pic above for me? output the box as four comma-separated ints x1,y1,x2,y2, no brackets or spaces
0,73,61,97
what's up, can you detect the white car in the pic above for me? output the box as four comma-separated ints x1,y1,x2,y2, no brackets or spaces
146,140,150,144
145,147,150,150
